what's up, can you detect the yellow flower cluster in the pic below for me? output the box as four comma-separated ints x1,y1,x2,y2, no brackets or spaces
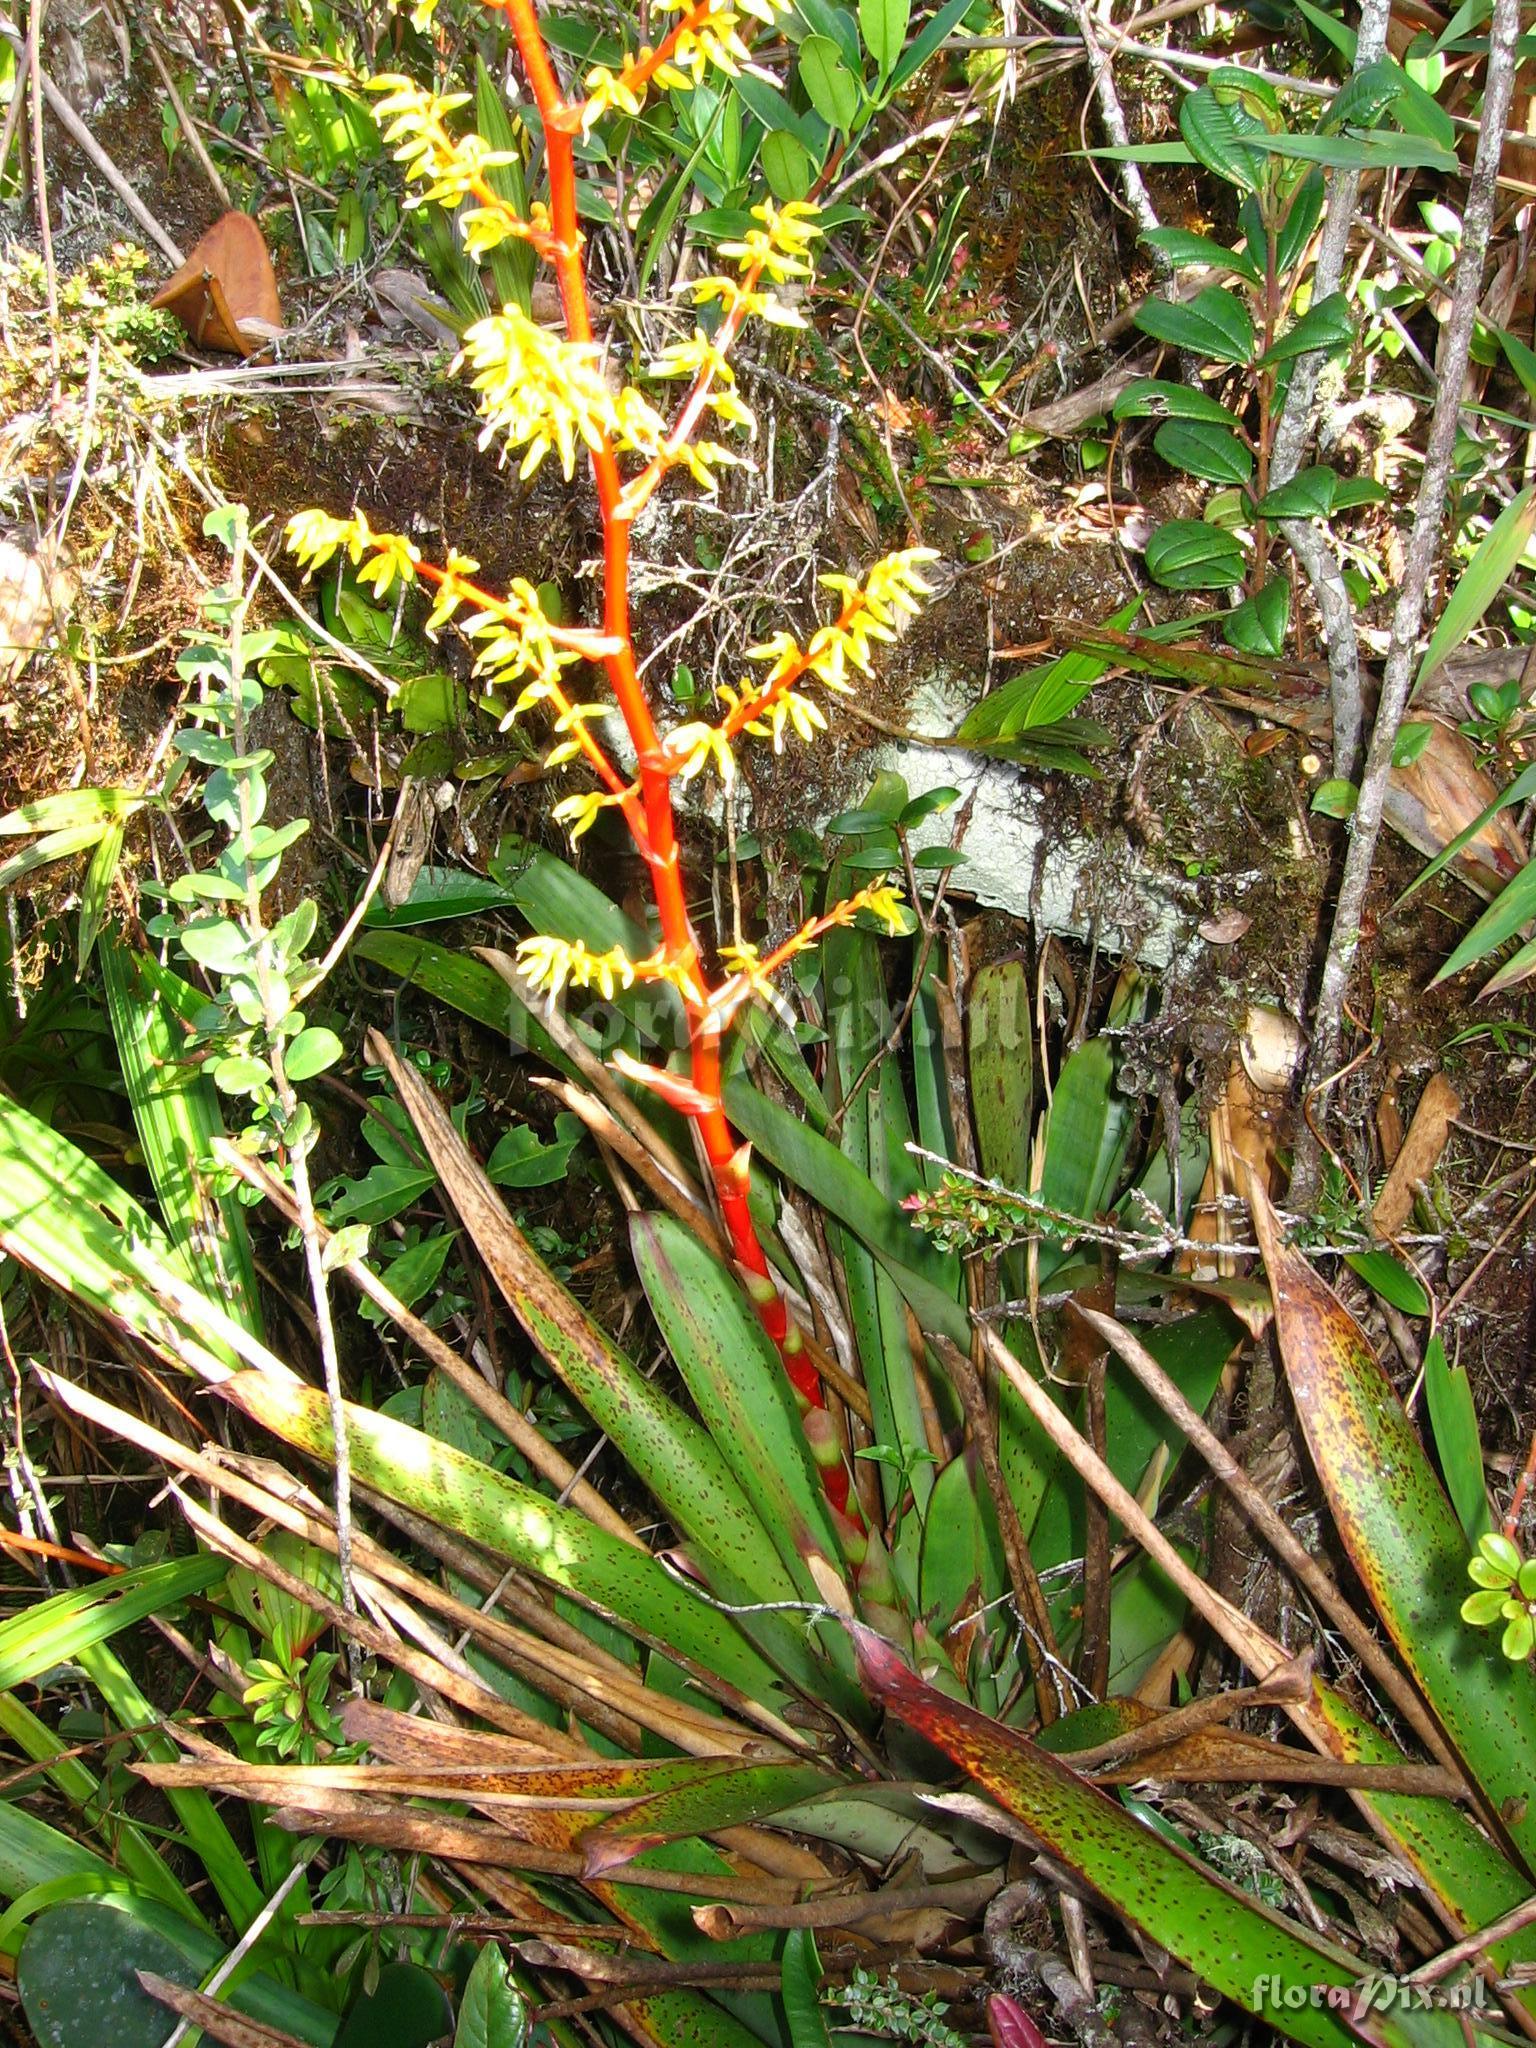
517,936,638,1002
683,197,825,329
369,76,518,209
728,681,828,752
459,308,667,479
750,547,940,693
649,329,757,438
652,0,754,85
712,882,911,1019
285,509,421,599
516,935,704,1002
719,199,823,283
580,0,793,132
457,582,587,704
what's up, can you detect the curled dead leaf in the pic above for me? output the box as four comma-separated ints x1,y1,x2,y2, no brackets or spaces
151,213,282,357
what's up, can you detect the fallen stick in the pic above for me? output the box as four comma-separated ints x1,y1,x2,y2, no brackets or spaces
0,26,184,265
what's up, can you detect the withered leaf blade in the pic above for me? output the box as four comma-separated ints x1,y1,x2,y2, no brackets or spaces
151,212,282,357
1249,1177,1536,1877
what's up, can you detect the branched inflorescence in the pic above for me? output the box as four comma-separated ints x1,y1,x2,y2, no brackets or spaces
287,0,940,1510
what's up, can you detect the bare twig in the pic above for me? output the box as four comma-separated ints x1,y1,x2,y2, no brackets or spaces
0,24,184,264
1035,0,1168,262
142,31,233,210
1268,0,1391,781
1291,0,1523,1207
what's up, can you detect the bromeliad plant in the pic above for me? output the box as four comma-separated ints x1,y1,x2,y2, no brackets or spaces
284,0,937,1488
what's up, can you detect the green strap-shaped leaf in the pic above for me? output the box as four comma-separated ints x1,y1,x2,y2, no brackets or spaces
631,1215,853,1615
854,1627,1462,2048
579,1759,839,1874
99,937,263,1341
781,1929,834,2048
0,1094,240,1377
1253,1195,1536,1876
219,1373,790,1711
0,1558,224,1695
375,1039,849,1708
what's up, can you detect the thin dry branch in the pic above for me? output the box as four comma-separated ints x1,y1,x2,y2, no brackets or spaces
1292,0,1524,1205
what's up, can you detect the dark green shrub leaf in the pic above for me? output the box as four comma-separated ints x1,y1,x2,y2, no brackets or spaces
1257,291,1354,368
1223,577,1290,656
1393,721,1435,768
781,1930,833,2048
1153,420,1253,485
1142,228,1260,280
1134,286,1254,364
1177,86,1267,190
1255,466,1338,519
1331,477,1390,509
897,785,959,827
1274,168,1326,280
1144,521,1247,590
337,1963,453,2048
1113,379,1239,426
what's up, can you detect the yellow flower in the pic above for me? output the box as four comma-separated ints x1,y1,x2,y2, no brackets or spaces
550,787,628,842
851,883,909,934
423,550,481,635
582,63,645,131
719,199,823,283
665,720,738,788
458,309,666,477
353,529,420,598
285,508,372,574
746,688,828,749
652,0,754,79
690,273,805,329
517,935,638,1002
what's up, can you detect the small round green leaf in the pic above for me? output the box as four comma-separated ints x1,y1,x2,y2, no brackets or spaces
284,1026,344,1081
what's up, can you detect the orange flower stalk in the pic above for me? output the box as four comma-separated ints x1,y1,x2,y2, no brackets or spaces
288,0,939,1514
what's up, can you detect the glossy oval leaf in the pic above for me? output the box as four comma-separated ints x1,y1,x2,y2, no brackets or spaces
1257,291,1355,368
798,35,860,130
1144,521,1247,591
1112,378,1240,426
1134,286,1255,364
1153,420,1254,485
454,1943,528,2048
20,1902,202,2048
